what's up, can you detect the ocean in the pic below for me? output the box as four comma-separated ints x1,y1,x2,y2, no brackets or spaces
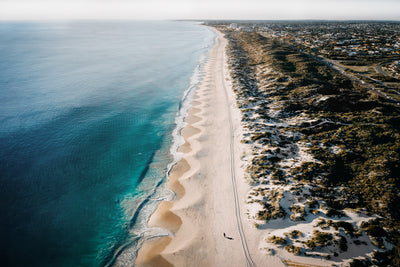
0,21,215,266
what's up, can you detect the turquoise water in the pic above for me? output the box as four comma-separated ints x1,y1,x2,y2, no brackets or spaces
0,21,215,266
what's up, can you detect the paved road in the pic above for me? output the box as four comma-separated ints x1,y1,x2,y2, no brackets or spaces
374,61,393,77
323,58,400,106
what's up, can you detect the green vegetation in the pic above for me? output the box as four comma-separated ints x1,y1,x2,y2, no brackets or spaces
314,219,357,237
286,230,303,239
289,204,307,221
305,230,334,250
360,220,387,238
217,25,400,262
338,235,348,252
348,258,374,267
255,189,287,221
266,235,287,245
305,199,318,209
331,221,357,237
359,219,389,249
285,245,302,255
370,73,400,83
372,244,400,266
257,205,286,221
326,208,347,218
223,29,400,240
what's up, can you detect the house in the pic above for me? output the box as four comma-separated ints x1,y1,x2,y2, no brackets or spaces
230,23,238,29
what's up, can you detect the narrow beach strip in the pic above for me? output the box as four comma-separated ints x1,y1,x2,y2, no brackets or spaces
135,90,207,266
135,33,219,267
135,29,286,267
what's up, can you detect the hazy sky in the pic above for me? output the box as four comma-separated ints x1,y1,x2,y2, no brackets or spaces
0,0,399,20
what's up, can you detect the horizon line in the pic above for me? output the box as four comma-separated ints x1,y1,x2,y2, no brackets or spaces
0,18,400,22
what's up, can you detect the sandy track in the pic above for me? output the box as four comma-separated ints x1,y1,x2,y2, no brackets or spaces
135,30,285,267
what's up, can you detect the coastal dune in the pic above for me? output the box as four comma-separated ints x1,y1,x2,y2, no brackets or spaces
136,30,285,267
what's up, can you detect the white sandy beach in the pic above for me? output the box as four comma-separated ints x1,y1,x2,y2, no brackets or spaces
135,30,286,267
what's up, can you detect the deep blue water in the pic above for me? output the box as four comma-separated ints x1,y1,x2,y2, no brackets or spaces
0,21,214,266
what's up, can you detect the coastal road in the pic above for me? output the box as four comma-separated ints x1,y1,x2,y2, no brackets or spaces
323,58,400,106
374,61,394,77
215,33,256,267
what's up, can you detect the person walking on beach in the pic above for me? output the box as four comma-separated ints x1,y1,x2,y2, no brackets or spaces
223,232,234,240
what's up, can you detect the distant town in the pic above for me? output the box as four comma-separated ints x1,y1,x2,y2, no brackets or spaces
226,22,400,59
211,21,400,104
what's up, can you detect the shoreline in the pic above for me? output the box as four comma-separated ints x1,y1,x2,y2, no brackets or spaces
135,28,285,267
134,29,219,266
135,29,227,266
135,89,209,266
135,60,212,266
110,25,215,267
